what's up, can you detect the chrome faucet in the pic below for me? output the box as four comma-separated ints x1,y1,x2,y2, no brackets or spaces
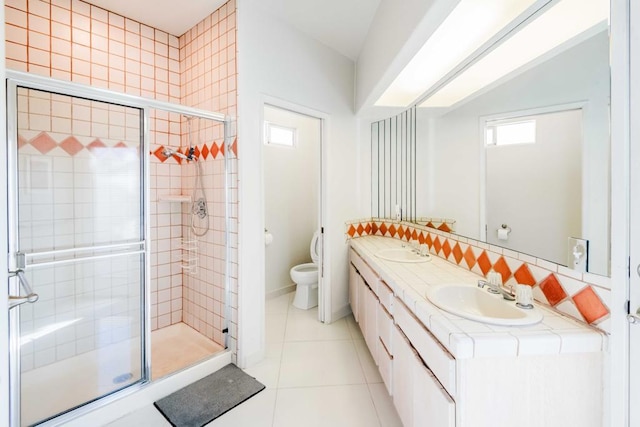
478,279,515,301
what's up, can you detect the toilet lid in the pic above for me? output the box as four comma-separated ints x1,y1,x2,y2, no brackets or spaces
310,231,320,264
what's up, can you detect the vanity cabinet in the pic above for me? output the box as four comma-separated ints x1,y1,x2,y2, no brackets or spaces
349,248,456,427
349,241,604,427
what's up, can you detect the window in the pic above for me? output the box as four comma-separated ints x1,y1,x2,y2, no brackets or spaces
264,122,297,147
485,119,536,146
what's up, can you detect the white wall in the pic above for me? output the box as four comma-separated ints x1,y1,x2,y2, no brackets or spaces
236,0,358,366
264,106,320,296
420,31,610,274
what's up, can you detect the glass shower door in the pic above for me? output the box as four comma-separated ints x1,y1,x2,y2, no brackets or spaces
7,85,147,426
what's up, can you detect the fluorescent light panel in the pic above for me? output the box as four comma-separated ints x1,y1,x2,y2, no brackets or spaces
420,0,609,107
375,0,537,107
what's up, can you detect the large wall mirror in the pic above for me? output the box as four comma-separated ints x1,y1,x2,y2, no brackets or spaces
414,2,610,276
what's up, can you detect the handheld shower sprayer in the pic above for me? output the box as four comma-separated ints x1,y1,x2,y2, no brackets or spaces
162,147,195,161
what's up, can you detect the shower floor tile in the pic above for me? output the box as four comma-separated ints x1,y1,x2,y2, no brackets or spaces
151,322,225,379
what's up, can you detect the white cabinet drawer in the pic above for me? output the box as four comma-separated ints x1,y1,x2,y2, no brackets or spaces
394,297,456,396
378,338,393,396
392,325,414,427
364,285,379,365
349,249,379,294
413,355,455,427
378,280,394,314
377,303,393,356
349,264,359,322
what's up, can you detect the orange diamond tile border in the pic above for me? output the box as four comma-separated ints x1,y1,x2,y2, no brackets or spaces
59,136,84,156
539,274,567,306
572,286,609,324
477,251,492,276
379,222,388,236
463,246,476,269
210,142,220,159
347,225,356,238
438,223,452,233
231,138,238,157
153,146,169,162
452,243,463,265
433,237,442,254
388,224,397,238
442,239,451,259
356,223,364,236
201,143,210,160
492,256,512,284
513,264,536,286
30,132,57,154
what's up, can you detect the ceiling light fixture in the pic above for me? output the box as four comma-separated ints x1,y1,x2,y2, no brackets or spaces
419,0,609,108
375,0,538,107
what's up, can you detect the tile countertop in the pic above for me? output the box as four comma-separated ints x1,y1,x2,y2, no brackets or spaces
349,236,606,360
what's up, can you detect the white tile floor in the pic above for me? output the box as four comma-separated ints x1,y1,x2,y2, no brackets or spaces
107,292,402,427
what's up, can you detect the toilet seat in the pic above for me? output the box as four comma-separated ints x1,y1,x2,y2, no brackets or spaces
290,231,321,309
309,231,320,264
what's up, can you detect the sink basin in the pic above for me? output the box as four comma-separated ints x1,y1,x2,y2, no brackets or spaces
375,248,431,263
425,284,543,326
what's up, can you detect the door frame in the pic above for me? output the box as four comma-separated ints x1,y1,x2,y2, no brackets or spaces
260,95,329,323
611,0,632,426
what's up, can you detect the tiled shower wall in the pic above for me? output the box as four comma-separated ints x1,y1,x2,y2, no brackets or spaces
177,1,238,350
6,0,238,356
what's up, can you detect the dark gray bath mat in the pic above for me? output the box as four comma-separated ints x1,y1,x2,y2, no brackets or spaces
154,364,265,427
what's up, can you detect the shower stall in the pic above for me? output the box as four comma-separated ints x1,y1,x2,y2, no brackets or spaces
5,70,236,426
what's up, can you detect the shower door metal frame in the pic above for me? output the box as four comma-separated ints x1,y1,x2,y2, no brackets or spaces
5,70,231,426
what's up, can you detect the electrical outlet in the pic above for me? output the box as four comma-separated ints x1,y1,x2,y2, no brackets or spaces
567,237,588,273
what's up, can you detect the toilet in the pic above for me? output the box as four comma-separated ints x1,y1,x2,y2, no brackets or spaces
290,231,320,309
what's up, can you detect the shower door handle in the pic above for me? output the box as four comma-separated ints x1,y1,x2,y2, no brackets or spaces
8,270,39,309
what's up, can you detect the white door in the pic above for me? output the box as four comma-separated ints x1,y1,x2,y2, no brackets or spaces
6,81,148,426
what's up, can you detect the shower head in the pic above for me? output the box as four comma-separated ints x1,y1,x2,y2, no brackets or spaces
162,148,194,161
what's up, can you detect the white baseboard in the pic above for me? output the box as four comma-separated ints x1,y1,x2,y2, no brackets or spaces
331,303,353,323
266,284,296,300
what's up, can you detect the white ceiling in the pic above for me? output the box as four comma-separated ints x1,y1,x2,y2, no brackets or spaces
85,0,228,37
84,0,380,60
266,0,381,60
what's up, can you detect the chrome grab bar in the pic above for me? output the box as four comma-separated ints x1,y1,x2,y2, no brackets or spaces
23,249,145,269
24,241,144,260
9,270,39,309
18,241,146,269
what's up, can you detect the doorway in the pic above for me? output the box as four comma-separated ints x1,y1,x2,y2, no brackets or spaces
262,104,324,320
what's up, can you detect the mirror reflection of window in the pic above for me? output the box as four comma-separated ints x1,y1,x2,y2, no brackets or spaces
485,108,583,268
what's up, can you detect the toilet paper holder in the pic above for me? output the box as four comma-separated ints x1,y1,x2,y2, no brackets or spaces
497,224,511,240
